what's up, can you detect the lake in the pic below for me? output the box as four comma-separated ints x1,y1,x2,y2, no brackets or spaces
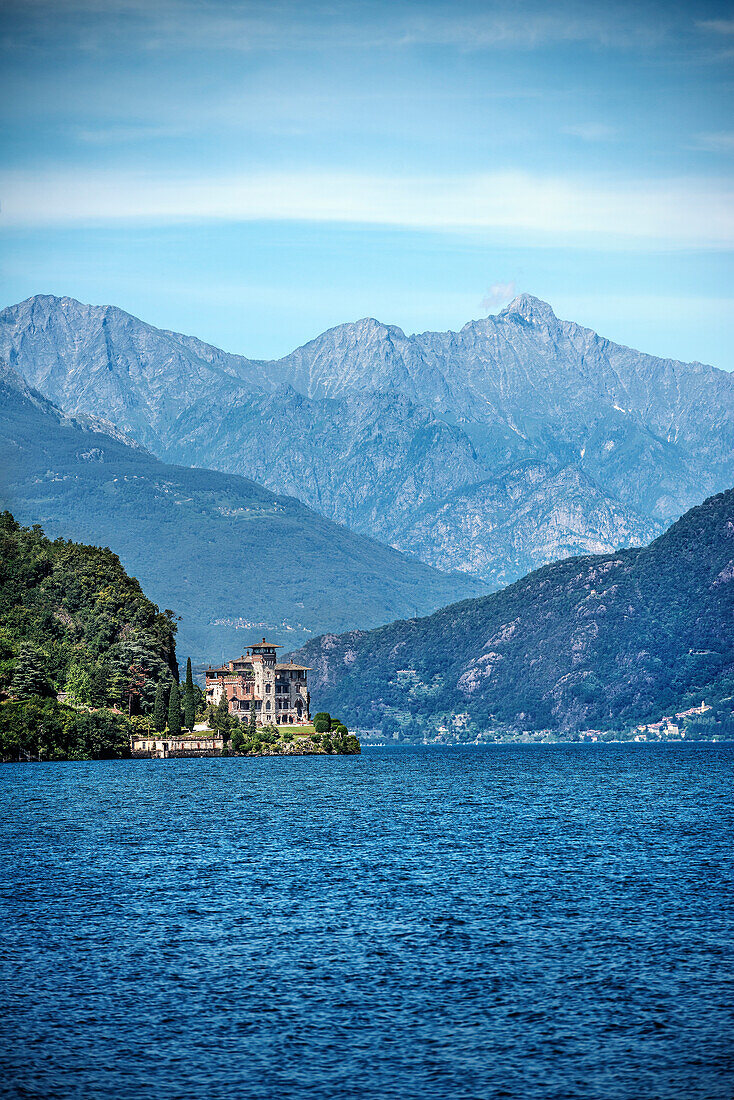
1,744,732,1099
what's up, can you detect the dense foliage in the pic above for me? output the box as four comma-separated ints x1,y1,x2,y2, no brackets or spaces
293,490,734,737
227,719,360,756
0,510,177,702
0,510,180,759
0,698,132,761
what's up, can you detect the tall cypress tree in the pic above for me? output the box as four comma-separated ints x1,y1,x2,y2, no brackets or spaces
215,692,230,733
247,701,257,738
183,657,196,730
153,681,168,732
168,680,182,735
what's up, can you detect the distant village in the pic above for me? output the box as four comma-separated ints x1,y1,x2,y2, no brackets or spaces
359,700,716,746
630,701,712,741
577,701,712,743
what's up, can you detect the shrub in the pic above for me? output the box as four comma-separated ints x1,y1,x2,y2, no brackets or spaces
0,698,131,761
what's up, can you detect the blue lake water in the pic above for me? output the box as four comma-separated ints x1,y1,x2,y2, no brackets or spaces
1,744,733,1100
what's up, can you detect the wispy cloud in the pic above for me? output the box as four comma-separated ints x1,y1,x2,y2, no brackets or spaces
73,124,185,144
481,282,516,311
563,123,617,142
1,167,732,248
696,18,734,35
394,8,662,51
1,0,671,55
692,131,734,152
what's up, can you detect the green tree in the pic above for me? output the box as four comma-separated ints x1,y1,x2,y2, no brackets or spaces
64,662,92,707
230,727,245,754
10,643,53,699
213,692,230,735
153,681,168,732
124,662,147,717
107,668,127,709
246,701,257,738
192,683,205,720
89,663,109,707
381,717,397,739
260,723,278,744
183,658,196,730
313,711,331,728
168,680,182,735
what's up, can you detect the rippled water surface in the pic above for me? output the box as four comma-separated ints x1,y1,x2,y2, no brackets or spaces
1,745,733,1100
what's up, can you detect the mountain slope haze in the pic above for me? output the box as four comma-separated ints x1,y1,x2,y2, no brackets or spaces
0,361,483,661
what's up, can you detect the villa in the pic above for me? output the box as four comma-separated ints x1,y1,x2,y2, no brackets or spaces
205,638,310,726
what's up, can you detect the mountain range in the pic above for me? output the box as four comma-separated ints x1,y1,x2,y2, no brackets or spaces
4,293,731,588
0,362,481,661
290,490,734,736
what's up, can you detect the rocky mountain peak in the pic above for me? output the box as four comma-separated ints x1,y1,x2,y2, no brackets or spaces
346,317,407,342
500,294,558,326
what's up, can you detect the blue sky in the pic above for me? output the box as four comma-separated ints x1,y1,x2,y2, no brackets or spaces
1,0,733,365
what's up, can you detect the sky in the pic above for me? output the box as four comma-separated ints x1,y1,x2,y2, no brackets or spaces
1,0,733,366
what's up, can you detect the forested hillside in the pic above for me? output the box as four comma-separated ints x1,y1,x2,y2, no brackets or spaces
292,490,734,737
0,511,178,759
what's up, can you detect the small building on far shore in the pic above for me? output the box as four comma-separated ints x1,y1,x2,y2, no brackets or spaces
131,732,225,758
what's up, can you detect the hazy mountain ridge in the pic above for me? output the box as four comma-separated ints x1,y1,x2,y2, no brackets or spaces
0,295,270,451
2,292,731,587
290,489,734,735
0,361,482,661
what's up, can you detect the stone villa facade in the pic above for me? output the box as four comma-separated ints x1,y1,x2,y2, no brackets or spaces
205,639,310,726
